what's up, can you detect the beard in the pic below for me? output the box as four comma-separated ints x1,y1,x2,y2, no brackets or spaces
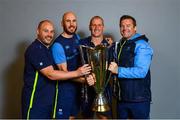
64,26,77,35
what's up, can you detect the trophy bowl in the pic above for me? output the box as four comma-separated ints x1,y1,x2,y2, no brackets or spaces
79,45,111,112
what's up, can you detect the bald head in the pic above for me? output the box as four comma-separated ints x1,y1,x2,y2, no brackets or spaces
62,11,76,22
61,11,77,36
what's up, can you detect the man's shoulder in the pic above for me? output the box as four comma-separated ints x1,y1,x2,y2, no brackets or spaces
54,34,63,41
80,36,91,41
80,36,91,44
133,34,150,47
26,40,44,52
25,40,48,59
132,33,149,42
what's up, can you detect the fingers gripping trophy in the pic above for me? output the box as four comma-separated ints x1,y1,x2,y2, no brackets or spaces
79,44,111,112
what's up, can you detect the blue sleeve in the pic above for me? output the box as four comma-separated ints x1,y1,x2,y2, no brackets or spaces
51,42,66,64
75,34,81,40
118,40,153,78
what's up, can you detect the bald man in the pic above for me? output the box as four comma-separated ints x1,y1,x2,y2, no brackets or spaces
51,12,83,119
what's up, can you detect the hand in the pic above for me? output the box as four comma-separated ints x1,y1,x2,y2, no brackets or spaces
86,73,96,86
105,37,113,45
108,62,118,74
77,64,91,76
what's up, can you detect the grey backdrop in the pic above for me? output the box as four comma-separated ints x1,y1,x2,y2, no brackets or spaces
0,0,179,118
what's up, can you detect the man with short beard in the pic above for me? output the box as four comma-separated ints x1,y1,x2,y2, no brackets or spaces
51,11,84,119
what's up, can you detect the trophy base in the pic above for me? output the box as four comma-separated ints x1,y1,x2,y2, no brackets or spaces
92,93,110,112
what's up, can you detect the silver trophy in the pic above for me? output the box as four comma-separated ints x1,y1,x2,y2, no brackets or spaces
79,44,111,112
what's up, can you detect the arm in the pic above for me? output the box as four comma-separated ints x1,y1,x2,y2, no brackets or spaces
40,64,91,80
58,62,87,83
109,40,153,78
118,40,153,78
51,41,91,83
57,63,68,71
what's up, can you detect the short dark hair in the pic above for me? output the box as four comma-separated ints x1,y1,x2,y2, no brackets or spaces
119,15,136,27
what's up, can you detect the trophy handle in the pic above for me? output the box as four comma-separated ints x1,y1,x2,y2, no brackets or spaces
112,42,121,100
79,46,89,103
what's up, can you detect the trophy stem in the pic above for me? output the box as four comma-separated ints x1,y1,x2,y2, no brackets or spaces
92,92,110,112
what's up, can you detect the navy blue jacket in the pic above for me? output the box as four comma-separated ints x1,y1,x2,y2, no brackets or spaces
111,34,153,102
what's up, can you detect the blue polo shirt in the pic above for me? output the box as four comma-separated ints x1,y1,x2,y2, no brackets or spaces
22,39,56,117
